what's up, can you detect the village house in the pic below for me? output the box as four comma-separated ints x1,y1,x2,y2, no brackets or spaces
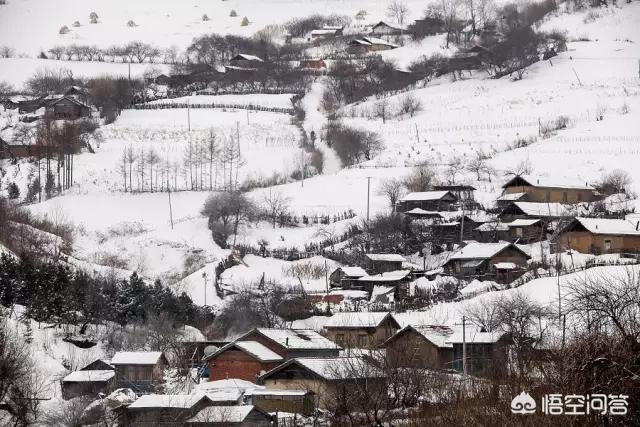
45,96,91,120
111,351,168,393
310,26,343,39
370,21,403,36
429,215,484,245
365,253,406,274
498,201,575,223
396,191,457,213
553,217,640,255
299,58,327,70
329,266,368,289
61,364,115,400
125,393,225,426
446,330,512,378
382,325,454,369
501,175,601,204
433,184,477,207
443,241,530,283
476,219,545,244
258,356,385,409
204,341,284,382
324,312,400,349
356,270,413,298
228,54,264,68
347,37,398,54
401,208,444,220
186,405,273,426
230,328,341,361
244,389,316,416
64,85,89,104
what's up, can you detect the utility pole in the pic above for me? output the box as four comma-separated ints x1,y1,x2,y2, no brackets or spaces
366,176,371,221
168,182,174,230
202,272,207,306
459,198,465,243
462,315,467,377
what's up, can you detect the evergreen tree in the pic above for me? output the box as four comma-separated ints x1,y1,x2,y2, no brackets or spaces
7,183,19,200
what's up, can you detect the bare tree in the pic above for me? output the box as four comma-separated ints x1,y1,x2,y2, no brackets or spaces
403,163,438,192
262,189,291,229
466,149,488,181
378,178,405,211
596,169,632,195
387,0,410,30
398,93,423,118
374,98,391,124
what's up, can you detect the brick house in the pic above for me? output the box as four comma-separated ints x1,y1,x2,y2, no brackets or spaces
324,312,400,349
501,175,601,204
225,328,341,361
553,217,640,255
443,242,530,283
204,341,284,382
111,351,168,393
382,325,454,369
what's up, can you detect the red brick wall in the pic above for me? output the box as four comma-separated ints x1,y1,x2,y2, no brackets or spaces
208,349,279,382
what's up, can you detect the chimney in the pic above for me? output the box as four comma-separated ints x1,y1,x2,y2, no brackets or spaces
636,221,639,231
537,179,539,184
285,337,289,346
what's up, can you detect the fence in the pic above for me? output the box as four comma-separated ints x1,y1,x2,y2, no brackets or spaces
127,102,295,115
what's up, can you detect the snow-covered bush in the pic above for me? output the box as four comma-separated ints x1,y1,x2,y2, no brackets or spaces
126,20,137,27
229,9,237,17
241,16,249,26
89,11,98,24
59,25,70,34
72,20,81,27
202,13,210,21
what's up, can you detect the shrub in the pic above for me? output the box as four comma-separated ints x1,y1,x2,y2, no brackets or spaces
89,12,98,24
202,14,210,21
241,16,249,26
7,182,19,200
127,20,137,27
230,9,237,17
72,21,81,27
59,25,70,35
325,121,383,166
596,169,632,195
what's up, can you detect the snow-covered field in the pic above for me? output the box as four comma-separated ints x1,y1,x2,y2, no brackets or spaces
0,0,430,57
143,93,296,109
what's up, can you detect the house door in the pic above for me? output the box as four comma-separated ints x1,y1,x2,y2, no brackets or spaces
604,239,612,252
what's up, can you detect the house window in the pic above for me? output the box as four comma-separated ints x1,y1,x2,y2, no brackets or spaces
562,192,568,203
358,335,368,347
604,239,612,252
515,227,523,237
336,334,344,345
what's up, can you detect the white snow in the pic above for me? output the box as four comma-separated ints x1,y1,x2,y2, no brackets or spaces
251,328,340,350
62,370,115,382
129,393,207,409
111,351,164,365
449,242,520,260
572,217,640,235
324,312,391,328
189,405,256,423
365,253,406,262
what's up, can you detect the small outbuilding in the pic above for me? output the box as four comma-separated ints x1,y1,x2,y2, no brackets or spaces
443,242,530,283
382,325,454,369
554,217,640,255
396,191,457,213
324,312,400,349
111,351,168,392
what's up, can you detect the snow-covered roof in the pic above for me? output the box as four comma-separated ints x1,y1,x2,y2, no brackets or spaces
497,192,527,201
449,242,529,261
204,389,244,403
404,208,442,216
386,325,454,348
261,357,384,381
128,393,207,409
399,191,453,202
508,202,573,217
362,36,399,48
358,270,410,282
311,29,340,35
503,174,594,190
188,405,258,423
62,370,115,383
337,266,368,277
324,311,395,329
365,253,406,262
252,328,340,350
206,340,283,362
494,262,518,270
231,53,263,62
507,219,541,227
570,217,640,236
446,330,508,344
476,222,509,232
245,389,310,396
197,378,261,393
111,351,164,365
